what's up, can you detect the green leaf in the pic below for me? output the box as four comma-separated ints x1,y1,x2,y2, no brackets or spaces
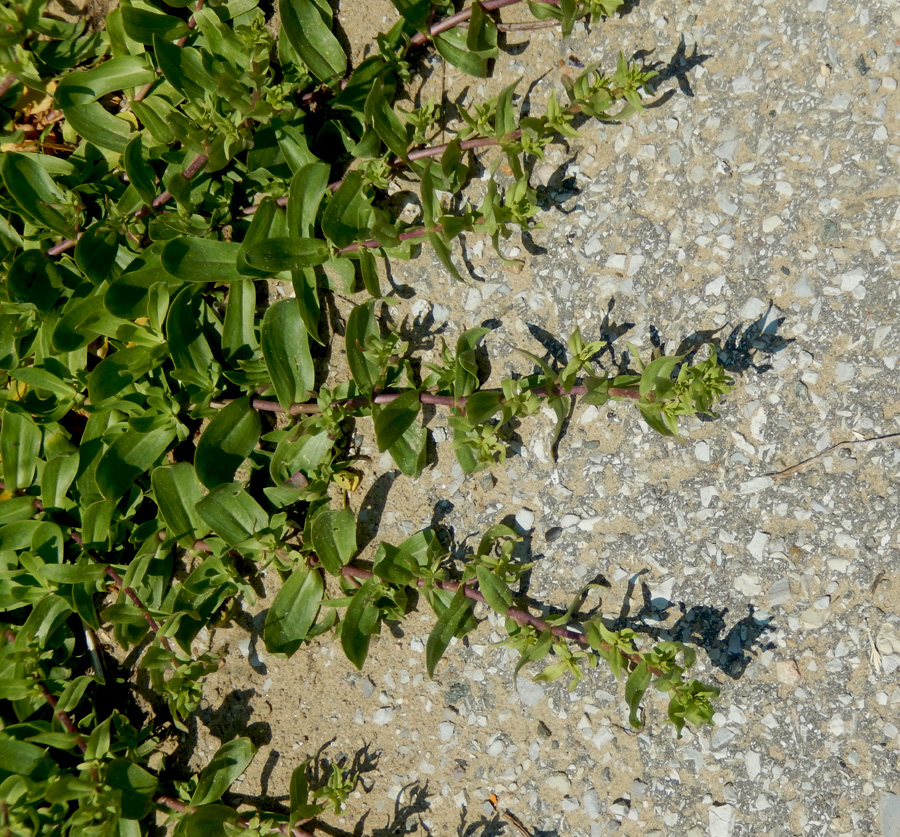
123,135,158,207
340,577,379,669
426,586,474,677
475,565,513,615
41,452,79,510
1,405,41,492
166,286,217,388
151,463,210,548
61,100,135,152
344,300,379,395
513,626,553,678
263,564,324,655
190,738,255,807
292,267,322,344
639,355,682,398
464,390,502,424
105,759,159,820
261,299,315,411
367,77,409,159
288,162,330,239
373,391,420,452
455,327,490,399
161,238,245,284
0,734,47,777
105,246,180,319
56,54,156,107
121,5,190,41
96,421,177,500
222,277,259,363
243,237,330,273
386,418,427,477
7,250,63,312
237,198,279,277
280,0,347,81
152,36,215,102
310,508,357,576
80,498,115,550
179,804,240,837
52,291,128,353
88,347,157,406
195,397,261,489
625,660,651,728
1,152,72,235
495,78,520,141
389,0,432,31
75,223,121,286
196,483,268,547
290,763,326,821
321,171,371,249
131,99,175,145
55,56,155,151
433,26,497,78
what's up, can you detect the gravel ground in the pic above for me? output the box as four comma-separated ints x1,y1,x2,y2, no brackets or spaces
192,0,900,835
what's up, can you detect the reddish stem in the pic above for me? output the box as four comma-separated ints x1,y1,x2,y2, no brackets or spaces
49,152,209,254
214,381,640,417
409,0,560,48
312,561,660,675
3,629,89,752
0,72,16,99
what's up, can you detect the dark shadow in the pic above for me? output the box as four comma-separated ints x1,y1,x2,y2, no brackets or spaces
596,297,636,366
674,303,794,375
535,158,581,214
671,603,775,678
367,781,432,837
196,687,272,747
259,749,280,796
383,256,416,299
635,36,713,107
458,231,489,282
525,323,567,366
617,582,775,678
457,807,504,837
357,470,400,551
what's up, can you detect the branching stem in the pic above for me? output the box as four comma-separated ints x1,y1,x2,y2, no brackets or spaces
311,561,662,676
212,382,640,417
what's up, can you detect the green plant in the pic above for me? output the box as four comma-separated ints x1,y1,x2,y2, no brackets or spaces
0,0,733,833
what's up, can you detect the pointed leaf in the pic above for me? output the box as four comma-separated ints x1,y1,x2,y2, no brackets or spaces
373,391,420,452
426,586,474,677
310,508,357,576
1,405,41,492
196,483,269,547
625,661,651,728
263,564,324,655
151,463,210,548
280,0,347,81
340,577,379,669
243,237,330,273
475,565,512,616
261,298,315,411
190,738,255,807
161,238,244,283
195,397,261,489
96,422,177,500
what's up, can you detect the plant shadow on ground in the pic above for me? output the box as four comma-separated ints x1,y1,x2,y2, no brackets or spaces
618,574,775,679
432,509,774,681
637,35,713,106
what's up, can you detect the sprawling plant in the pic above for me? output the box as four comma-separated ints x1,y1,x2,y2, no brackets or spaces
0,0,732,833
